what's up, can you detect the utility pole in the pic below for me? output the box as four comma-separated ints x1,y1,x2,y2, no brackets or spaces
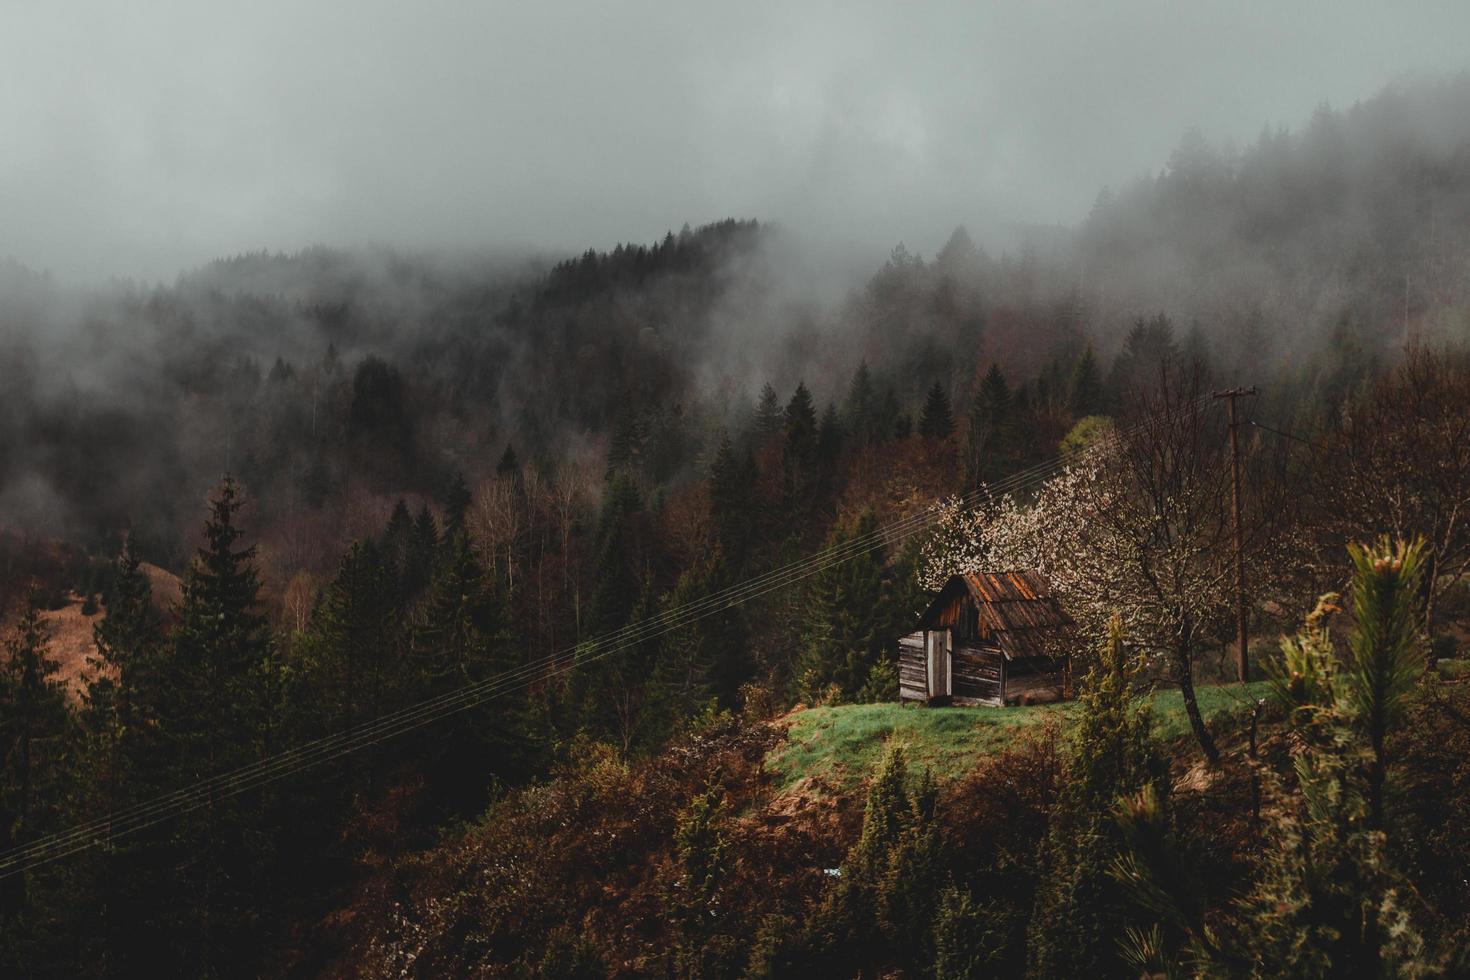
1214,386,1257,683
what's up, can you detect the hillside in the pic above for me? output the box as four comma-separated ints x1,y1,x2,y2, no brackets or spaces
768,683,1271,794
304,685,1272,978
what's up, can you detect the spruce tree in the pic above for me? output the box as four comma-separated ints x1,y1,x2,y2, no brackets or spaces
845,362,879,447
404,503,440,598
651,554,749,730
495,443,520,478
1028,615,1161,978
918,382,955,440
300,541,400,732
0,599,69,973
607,408,640,474
798,514,891,701
413,530,538,786
753,383,784,440
443,471,472,538
783,382,820,523
1068,344,1103,416
817,402,843,463
783,382,818,458
0,602,67,851
72,542,165,976
588,473,643,637
967,364,1016,488
709,431,757,572
159,476,274,976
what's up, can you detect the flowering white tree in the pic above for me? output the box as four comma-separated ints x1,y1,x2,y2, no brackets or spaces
994,370,1272,763
986,460,1138,647
917,495,994,590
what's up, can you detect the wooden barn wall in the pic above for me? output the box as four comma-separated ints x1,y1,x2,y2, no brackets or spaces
899,632,927,701
952,645,1002,705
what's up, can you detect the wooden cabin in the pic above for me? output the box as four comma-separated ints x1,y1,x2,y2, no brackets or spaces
900,570,1074,707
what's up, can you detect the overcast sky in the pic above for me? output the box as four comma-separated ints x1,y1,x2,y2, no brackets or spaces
3,0,1469,283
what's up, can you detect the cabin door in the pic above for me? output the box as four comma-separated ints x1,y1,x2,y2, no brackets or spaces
927,631,951,698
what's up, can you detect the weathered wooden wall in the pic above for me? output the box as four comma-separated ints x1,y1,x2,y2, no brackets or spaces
952,643,1003,706
899,632,928,703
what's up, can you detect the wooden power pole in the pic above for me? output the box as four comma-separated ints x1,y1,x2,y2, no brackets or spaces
1214,386,1257,683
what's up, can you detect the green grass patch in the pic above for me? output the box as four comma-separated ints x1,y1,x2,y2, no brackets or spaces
767,681,1271,793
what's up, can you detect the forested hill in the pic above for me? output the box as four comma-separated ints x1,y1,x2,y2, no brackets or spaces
3,74,1470,977
3,76,1470,576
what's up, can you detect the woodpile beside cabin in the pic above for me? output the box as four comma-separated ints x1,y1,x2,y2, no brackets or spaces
900,571,1075,707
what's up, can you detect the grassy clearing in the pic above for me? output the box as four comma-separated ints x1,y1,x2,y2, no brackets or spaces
767,681,1271,793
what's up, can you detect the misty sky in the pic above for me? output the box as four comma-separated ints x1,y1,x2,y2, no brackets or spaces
3,0,1469,283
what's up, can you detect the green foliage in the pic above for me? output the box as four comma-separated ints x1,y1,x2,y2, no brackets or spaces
844,361,883,448
654,554,749,720
967,362,1019,487
669,784,735,977
443,470,472,535
1114,540,1441,976
296,540,401,733
709,432,757,573
151,477,278,975
1059,414,1115,458
1344,538,1427,829
1069,344,1104,416
753,382,784,439
781,746,956,976
589,472,643,636
1028,614,1162,979
933,885,1008,980
537,926,607,979
856,654,898,704
797,513,898,702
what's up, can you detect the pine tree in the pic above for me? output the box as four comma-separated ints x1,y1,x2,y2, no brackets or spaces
669,785,736,977
71,541,166,976
1106,313,1178,406
588,473,643,637
300,541,400,732
709,432,757,573
404,503,440,598
782,382,820,523
918,382,955,440
495,443,520,478
784,382,818,458
1068,344,1103,416
967,364,1017,488
413,531,538,784
1112,544,1435,975
1028,615,1161,978
798,514,892,701
845,362,880,447
753,383,784,440
817,402,843,464
443,470,472,538
651,554,749,731
0,599,67,863
607,408,640,475
158,476,275,975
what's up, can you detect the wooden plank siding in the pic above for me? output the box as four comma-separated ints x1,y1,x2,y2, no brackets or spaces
898,632,928,703
952,644,1004,706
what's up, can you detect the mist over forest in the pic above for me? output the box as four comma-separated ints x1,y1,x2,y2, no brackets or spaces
6,12,1470,973
3,74,1468,572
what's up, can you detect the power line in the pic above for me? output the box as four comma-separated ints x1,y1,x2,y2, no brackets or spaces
1248,418,1329,454
0,395,1213,879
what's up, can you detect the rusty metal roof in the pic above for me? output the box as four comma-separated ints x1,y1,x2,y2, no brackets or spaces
918,570,1075,660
